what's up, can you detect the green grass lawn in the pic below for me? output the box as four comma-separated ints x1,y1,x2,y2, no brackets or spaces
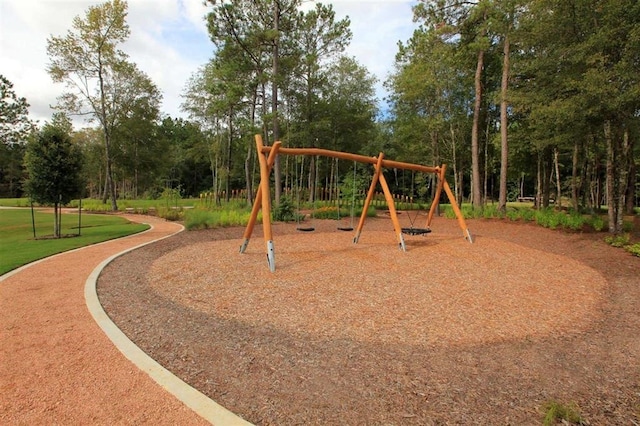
0,208,149,275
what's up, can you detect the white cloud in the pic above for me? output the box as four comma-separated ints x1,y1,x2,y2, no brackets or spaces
328,1,418,104
0,0,416,127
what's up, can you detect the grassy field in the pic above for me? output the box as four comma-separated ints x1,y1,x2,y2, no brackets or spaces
0,208,149,275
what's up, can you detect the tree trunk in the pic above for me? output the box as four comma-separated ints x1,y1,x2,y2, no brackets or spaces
498,34,510,212
535,151,542,208
471,48,484,208
604,120,628,234
272,1,282,206
625,129,636,215
226,107,233,203
571,140,580,210
554,146,562,209
53,202,60,238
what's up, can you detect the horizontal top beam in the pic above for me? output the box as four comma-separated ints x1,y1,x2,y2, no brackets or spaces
260,145,441,175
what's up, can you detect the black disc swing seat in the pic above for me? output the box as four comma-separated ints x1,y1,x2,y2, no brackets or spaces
296,225,315,232
401,227,432,236
400,170,432,237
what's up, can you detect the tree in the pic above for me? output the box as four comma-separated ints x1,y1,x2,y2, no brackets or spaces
0,75,34,197
47,0,160,210
24,122,84,238
414,0,494,207
206,0,302,204
0,75,33,146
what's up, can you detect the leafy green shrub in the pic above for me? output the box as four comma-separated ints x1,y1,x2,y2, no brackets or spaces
157,206,183,221
272,196,298,222
184,208,254,230
587,215,606,232
625,243,640,257
622,220,634,232
542,401,582,426
482,204,504,219
562,211,586,231
506,208,521,221
519,207,536,222
535,208,562,229
313,206,340,220
605,233,630,248
79,200,111,212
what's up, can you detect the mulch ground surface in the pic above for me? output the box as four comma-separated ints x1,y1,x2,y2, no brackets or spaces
98,216,640,425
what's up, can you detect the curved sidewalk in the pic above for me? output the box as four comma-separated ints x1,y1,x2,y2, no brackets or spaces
0,215,246,425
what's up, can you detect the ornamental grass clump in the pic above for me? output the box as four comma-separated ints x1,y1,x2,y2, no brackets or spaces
542,400,583,426
184,208,253,230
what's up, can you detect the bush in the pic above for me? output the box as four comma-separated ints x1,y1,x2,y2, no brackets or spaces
625,243,640,257
587,215,606,232
313,206,340,220
535,208,562,229
184,208,254,230
272,196,298,222
542,401,582,426
605,233,630,248
563,210,586,231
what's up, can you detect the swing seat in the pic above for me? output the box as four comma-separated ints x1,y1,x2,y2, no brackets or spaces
337,226,354,231
402,227,431,236
296,226,315,232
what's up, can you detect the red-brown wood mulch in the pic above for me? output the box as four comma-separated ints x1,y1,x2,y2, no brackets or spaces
98,216,640,425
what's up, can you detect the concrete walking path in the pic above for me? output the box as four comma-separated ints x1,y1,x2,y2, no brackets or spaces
0,215,248,425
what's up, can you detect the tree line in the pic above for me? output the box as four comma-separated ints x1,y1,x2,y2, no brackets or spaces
388,0,639,232
0,0,638,233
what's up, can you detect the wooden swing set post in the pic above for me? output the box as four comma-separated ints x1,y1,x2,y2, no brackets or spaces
425,164,473,243
442,177,473,242
426,164,447,227
377,166,406,251
353,153,384,244
257,135,279,272
240,138,281,254
245,135,472,272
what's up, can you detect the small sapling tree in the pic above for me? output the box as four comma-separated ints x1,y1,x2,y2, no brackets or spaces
24,119,84,238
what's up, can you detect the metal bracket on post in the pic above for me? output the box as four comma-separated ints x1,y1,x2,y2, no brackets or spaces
239,238,250,254
266,240,275,272
353,232,360,244
465,229,474,243
398,234,406,252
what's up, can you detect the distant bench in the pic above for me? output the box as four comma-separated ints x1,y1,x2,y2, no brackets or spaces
516,197,555,203
517,197,535,203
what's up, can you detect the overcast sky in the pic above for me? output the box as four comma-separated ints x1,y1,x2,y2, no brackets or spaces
0,0,418,127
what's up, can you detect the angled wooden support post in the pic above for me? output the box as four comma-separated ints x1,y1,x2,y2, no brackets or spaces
425,164,472,242
442,177,473,243
354,153,385,244
377,170,406,251
240,138,281,254
255,136,280,271
426,164,446,228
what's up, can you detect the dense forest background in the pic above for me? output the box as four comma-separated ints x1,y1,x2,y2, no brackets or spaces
1,0,638,232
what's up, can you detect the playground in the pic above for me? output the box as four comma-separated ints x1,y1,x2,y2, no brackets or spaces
97,215,640,425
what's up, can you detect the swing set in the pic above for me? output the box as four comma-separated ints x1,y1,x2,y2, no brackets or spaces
240,135,473,272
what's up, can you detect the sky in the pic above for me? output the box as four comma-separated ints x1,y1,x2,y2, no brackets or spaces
0,0,419,127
